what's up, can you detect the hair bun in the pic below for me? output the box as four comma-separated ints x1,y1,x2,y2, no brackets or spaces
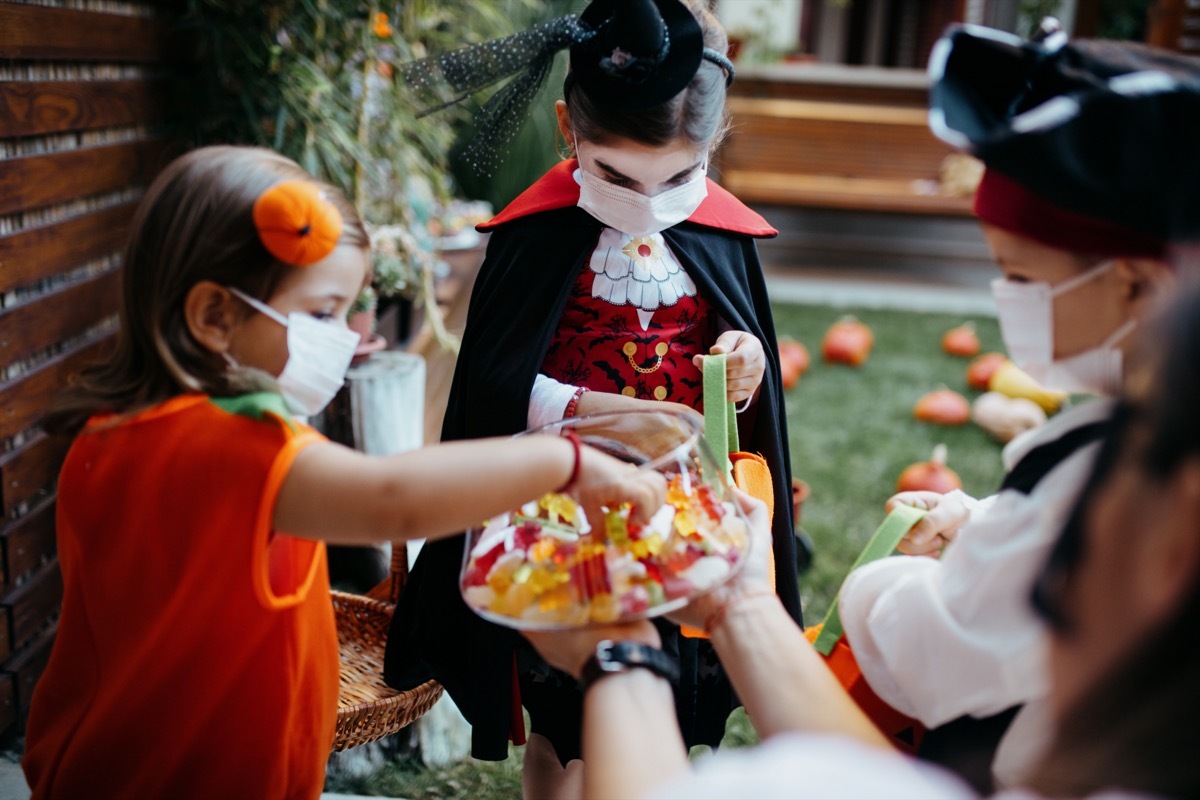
253,180,344,266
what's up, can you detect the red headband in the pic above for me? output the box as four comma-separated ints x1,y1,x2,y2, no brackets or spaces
973,169,1165,259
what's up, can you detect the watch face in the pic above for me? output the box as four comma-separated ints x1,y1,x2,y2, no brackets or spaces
594,640,626,672
582,639,680,690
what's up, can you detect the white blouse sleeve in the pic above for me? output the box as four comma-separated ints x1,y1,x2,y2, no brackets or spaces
837,439,1102,728
528,373,582,430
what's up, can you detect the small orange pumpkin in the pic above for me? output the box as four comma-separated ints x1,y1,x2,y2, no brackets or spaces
896,444,963,494
966,352,1009,391
778,337,810,389
941,323,981,357
253,180,343,267
913,388,970,426
822,317,874,366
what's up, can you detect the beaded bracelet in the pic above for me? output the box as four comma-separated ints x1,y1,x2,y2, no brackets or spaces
556,429,583,493
564,386,589,419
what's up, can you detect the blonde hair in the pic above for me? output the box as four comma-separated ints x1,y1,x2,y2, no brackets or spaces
46,145,368,435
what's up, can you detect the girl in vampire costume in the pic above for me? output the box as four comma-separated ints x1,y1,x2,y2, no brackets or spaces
384,1,804,796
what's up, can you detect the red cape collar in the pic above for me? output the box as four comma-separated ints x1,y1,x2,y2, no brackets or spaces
478,159,777,238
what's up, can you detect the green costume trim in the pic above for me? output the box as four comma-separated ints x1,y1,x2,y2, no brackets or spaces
210,392,297,432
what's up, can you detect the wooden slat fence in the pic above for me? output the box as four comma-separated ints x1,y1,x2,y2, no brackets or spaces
1148,0,1200,56
0,0,179,737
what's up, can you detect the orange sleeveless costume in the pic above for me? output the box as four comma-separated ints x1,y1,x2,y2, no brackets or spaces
23,393,339,800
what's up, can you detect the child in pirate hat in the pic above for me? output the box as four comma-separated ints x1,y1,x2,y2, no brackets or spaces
838,23,1200,792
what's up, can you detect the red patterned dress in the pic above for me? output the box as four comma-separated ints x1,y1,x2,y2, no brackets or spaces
540,227,716,409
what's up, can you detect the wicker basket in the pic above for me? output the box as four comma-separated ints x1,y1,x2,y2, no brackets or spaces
332,544,443,751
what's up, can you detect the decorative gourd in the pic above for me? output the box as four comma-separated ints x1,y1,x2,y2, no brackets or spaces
896,444,963,494
941,323,981,357
966,352,1009,391
822,317,874,366
914,388,970,426
778,338,810,389
971,391,1047,443
253,180,344,266
988,361,1067,414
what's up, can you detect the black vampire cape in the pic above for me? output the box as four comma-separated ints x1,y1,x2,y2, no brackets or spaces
384,160,803,760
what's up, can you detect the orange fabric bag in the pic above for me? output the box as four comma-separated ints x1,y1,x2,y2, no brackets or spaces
807,505,930,754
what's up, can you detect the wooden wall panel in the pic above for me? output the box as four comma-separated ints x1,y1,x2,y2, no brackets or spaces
0,498,56,594
0,0,180,738
7,622,56,715
0,203,136,293
0,338,115,442
0,4,170,62
0,674,14,734
1,561,62,654
0,269,121,368
1147,0,1200,55
0,432,74,519
0,80,167,139
0,140,169,217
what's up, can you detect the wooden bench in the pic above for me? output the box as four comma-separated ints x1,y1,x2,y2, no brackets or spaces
718,95,973,217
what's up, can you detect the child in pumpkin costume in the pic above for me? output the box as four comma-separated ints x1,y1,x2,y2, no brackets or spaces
383,1,803,794
20,145,665,800
837,25,1200,793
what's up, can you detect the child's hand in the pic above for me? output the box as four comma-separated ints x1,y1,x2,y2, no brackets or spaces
574,445,668,528
886,491,970,556
692,331,764,404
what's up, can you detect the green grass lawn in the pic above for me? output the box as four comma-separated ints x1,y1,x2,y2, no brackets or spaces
777,303,1008,624
326,302,1011,798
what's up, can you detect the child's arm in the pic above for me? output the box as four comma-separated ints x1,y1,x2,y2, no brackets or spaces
573,390,697,420
274,436,666,545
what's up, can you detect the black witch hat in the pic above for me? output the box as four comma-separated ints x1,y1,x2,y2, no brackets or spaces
399,0,734,175
929,24,1200,255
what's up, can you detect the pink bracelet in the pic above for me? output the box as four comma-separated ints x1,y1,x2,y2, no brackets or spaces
556,429,583,493
564,386,588,419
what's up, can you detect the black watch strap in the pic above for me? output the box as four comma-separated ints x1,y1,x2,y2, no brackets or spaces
579,640,680,691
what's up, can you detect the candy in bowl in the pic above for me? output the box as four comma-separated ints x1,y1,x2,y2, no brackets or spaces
460,410,750,629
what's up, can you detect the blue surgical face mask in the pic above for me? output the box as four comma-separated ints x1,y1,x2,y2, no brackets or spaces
228,287,359,416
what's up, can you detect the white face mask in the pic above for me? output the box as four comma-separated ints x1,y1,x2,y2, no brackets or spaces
990,260,1134,396
228,287,359,416
574,146,708,236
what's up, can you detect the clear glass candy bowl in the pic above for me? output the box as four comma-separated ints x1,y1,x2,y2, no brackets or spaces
460,410,750,630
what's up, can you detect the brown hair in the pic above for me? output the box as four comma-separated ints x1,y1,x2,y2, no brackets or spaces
45,145,368,435
1027,578,1200,797
565,0,731,155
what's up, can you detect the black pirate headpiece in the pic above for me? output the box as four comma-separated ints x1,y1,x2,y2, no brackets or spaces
399,0,734,175
929,24,1200,257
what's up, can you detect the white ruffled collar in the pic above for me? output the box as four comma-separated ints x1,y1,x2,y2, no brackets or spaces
588,227,697,330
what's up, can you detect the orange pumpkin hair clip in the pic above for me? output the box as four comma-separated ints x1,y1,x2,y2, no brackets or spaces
252,180,344,267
